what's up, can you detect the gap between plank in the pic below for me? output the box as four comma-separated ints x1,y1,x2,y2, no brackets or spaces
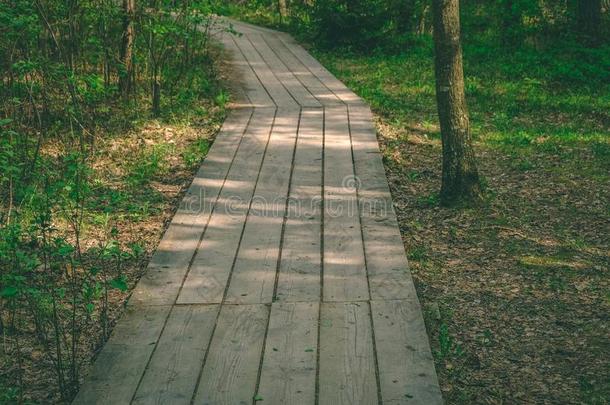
128,107,255,404
347,104,384,404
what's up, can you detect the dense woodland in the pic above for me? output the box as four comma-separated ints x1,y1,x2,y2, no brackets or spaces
1,0,609,403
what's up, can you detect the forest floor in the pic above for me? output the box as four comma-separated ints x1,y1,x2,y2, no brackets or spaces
213,9,610,398
315,45,609,403
0,60,228,404
0,114,225,403
3,7,608,402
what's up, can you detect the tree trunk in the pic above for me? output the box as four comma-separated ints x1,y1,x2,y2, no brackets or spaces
152,65,161,117
152,80,161,116
278,0,288,24
119,0,135,96
432,0,482,206
577,0,601,40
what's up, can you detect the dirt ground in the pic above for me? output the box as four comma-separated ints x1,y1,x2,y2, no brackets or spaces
376,118,609,404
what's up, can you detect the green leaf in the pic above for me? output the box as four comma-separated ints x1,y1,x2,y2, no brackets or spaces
0,118,12,126
0,286,18,298
128,242,144,258
253,394,263,401
109,276,128,292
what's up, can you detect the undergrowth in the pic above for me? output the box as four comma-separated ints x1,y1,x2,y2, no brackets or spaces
0,1,227,402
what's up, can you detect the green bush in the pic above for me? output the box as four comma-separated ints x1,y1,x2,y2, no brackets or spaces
308,0,390,49
0,0,221,401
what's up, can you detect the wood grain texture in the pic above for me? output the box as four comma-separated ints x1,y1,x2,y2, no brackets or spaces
277,34,362,105
219,33,274,107
130,107,252,306
178,108,275,304
262,34,343,106
249,33,321,108
225,110,300,304
348,104,419,301
257,302,319,404
72,305,170,404
323,106,369,302
132,305,219,405
371,300,443,404
275,108,324,302
75,18,441,405
233,33,298,108
193,304,269,404
318,302,378,405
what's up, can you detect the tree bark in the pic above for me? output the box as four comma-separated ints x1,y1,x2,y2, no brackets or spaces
577,0,602,40
119,0,135,96
432,0,482,206
278,0,288,24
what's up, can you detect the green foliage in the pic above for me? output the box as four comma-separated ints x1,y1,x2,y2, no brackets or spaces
182,138,211,170
0,0,222,401
437,323,464,360
0,384,20,403
307,0,391,49
315,39,609,167
211,0,284,28
127,144,171,187
219,0,608,51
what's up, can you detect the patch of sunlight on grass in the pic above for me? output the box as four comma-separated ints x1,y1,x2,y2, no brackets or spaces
518,255,585,270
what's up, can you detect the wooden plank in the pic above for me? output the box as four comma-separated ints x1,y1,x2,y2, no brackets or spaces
233,33,299,108
131,305,219,405
276,108,323,302
75,18,444,405
221,17,281,36
225,109,300,304
130,107,252,306
278,34,362,105
371,300,443,404
256,302,319,404
219,33,275,108
349,105,419,301
323,106,369,302
319,302,378,405
249,33,321,107
193,304,269,404
178,108,275,304
72,305,171,404
262,34,343,106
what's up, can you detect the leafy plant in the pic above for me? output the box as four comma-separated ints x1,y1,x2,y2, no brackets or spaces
437,323,464,360
0,0,220,401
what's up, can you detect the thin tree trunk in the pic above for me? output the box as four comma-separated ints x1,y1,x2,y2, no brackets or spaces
152,65,161,117
119,0,135,96
278,0,288,24
432,0,482,206
418,5,431,35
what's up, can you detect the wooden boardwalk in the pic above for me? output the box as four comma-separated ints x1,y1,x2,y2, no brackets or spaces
74,19,442,405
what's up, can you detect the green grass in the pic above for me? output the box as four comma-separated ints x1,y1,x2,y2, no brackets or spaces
217,3,609,162
313,40,609,166
304,33,609,404
182,138,211,170
212,1,283,29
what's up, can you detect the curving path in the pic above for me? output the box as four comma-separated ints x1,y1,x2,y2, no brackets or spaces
73,19,442,405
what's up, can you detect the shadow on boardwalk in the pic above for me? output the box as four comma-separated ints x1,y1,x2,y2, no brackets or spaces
73,18,442,405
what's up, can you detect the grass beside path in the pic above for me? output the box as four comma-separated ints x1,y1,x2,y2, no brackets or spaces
314,42,609,403
219,4,610,401
0,50,228,404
